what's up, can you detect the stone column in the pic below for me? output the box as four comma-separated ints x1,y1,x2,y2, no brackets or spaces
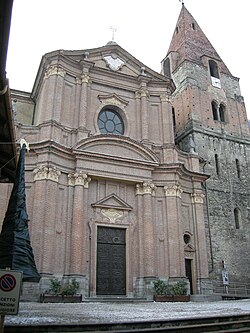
69,172,91,275
164,183,184,277
191,191,209,282
33,165,61,274
136,182,155,276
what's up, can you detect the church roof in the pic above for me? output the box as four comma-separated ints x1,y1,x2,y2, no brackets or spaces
166,4,231,75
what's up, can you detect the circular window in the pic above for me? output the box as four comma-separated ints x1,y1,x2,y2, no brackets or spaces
98,109,124,135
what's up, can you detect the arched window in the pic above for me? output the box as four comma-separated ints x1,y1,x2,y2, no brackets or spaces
172,107,176,131
219,104,225,122
215,154,220,175
234,208,241,229
209,60,219,78
209,60,221,88
163,58,171,78
212,101,218,120
98,108,124,135
236,159,241,179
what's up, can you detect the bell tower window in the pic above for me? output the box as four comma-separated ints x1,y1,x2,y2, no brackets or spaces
209,60,221,88
212,101,218,120
163,58,171,78
234,208,241,229
211,101,226,122
219,103,225,122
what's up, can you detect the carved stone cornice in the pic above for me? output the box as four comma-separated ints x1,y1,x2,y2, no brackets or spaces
136,182,155,195
164,184,183,198
44,65,66,79
191,191,205,204
33,165,61,182
68,171,91,188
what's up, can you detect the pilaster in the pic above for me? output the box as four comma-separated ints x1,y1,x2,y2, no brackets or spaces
191,190,209,285
136,182,155,276
33,165,61,274
69,172,91,275
164,183,184,277
160,92,174,144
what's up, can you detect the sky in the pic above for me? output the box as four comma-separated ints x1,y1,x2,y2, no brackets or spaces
6,0,250,118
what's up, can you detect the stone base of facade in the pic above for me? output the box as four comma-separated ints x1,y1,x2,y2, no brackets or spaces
196,278,213,295
20,282,40,302
134,276,157,300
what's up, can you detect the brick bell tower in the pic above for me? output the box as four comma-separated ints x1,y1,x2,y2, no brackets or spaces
162,4,250,285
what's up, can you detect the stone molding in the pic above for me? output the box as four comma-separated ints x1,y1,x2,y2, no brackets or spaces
33,165,61,182
136,182,155,195
44,65,66,79
164,184,183,198
98,93,128,108
101,208,123,223
68,172,91,188
191,191,205,204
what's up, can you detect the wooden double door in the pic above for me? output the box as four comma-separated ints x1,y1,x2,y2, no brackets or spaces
96,226,126,295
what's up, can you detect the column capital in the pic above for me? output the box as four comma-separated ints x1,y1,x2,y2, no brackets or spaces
81,74,91,84
33,165,61,182
44,65,66,79
160,94,170,103
135,88,149,99
68,171,91,188
191,191,205,204
164,184,183,198
136,182,155,195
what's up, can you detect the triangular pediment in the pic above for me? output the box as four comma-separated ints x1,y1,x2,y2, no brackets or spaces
92,193,132,211
45,44,168,81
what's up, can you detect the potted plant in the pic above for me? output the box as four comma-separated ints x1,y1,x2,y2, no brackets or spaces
153,279,190,302
40,278,82,303
153,280,174,302
172,280,190,302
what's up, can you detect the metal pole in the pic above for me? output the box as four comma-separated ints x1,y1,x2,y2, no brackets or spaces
0,315,5,333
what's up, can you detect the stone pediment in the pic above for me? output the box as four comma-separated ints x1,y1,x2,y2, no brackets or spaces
74,136,159,165
59,43,168,81
91,193,132,211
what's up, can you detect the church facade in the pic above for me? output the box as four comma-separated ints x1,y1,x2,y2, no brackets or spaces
1,5,249,299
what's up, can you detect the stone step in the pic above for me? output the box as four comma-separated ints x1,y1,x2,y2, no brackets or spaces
190,294,222,302
84,297,149,302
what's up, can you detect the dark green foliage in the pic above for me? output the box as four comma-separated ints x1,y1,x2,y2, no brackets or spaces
153,279,188,295
49,278,80,295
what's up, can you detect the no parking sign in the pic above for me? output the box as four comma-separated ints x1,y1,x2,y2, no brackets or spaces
0,270,22,315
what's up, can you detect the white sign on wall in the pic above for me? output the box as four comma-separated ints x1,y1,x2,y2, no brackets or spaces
0,270,22,315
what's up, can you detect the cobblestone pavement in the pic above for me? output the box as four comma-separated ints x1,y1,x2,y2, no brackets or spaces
4,299,250,326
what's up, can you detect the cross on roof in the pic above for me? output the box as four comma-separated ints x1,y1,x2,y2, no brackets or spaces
110,26,117,42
